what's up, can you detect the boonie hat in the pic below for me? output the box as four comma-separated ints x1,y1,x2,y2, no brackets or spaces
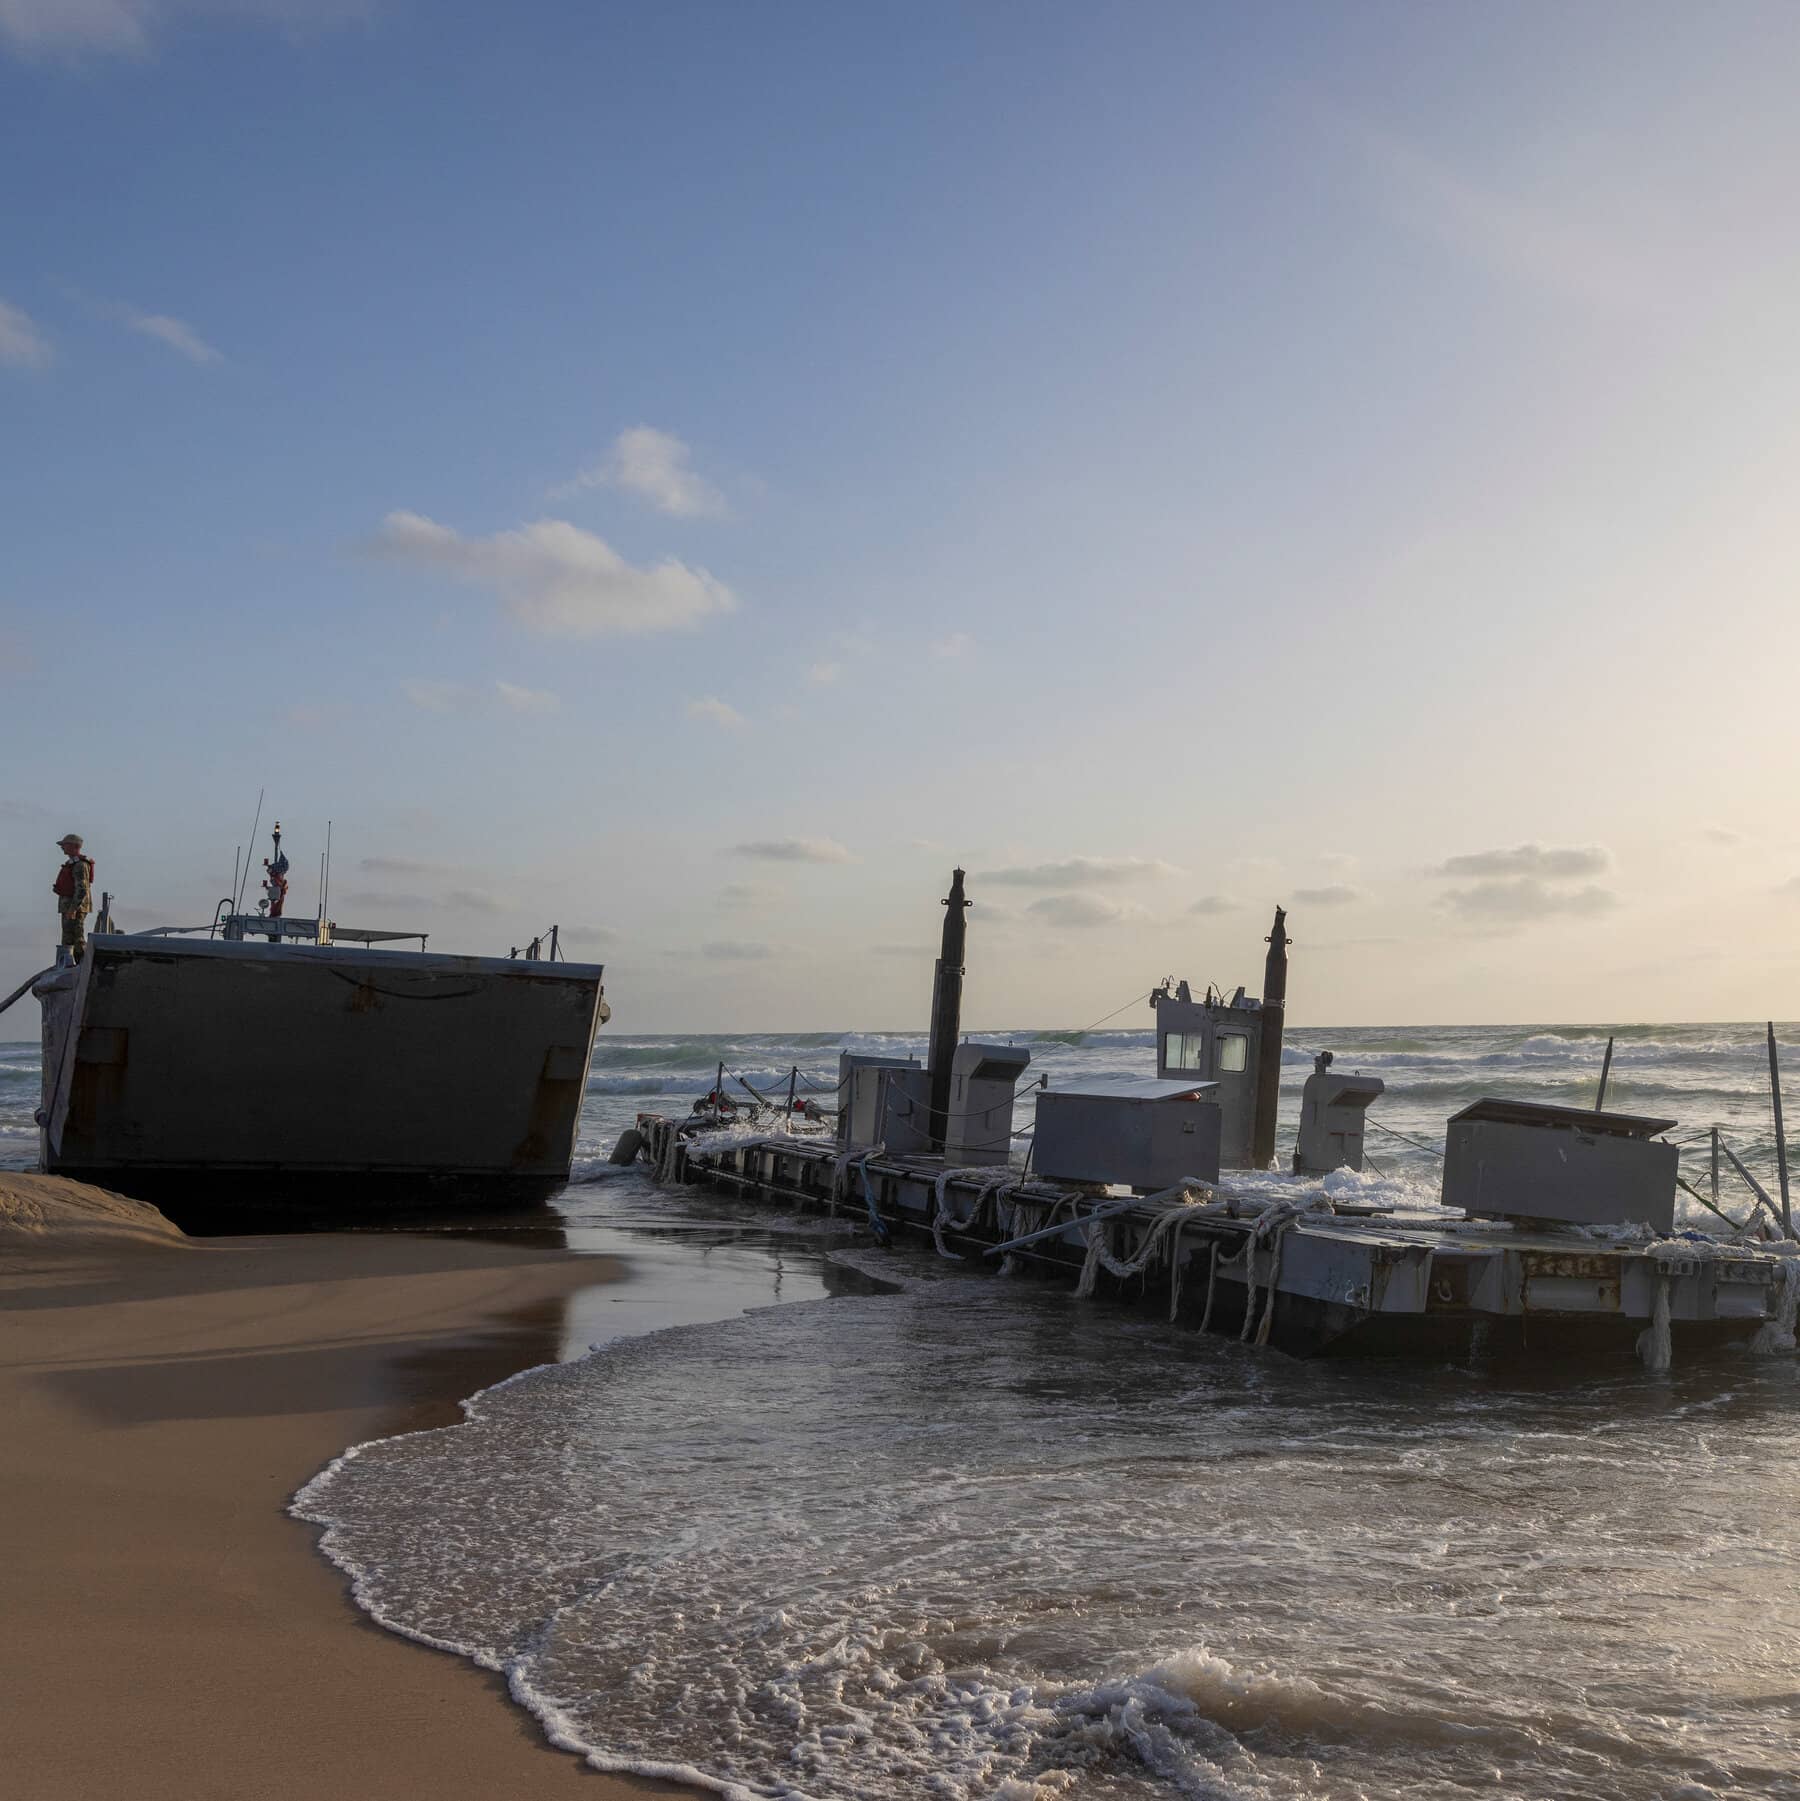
58,832,83,848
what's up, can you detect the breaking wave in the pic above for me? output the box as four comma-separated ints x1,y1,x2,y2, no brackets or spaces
295,1222,1800,1801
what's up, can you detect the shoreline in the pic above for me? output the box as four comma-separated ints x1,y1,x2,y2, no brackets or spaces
0,1184,699,1800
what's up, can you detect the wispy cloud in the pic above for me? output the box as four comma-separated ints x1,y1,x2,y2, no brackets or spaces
1775,877,1800,901
806,661,841,686
359,856,446,876
495,680,558,714
872,942,929,958
1027,893,1145,928
721,881,782,904
401,678,478,713
338,888,428,911
559,924,617,946
1429,842,1617,932
1433,844,1611,880
985,856,1178,889
0,298,51,368
1437,878,1618,925
729,837,855,864
687,696,745,730
1187,894,1241,916
556,426,727,519
1292,884,1360,907
120,306,221,364
702,939,773,961
930,631,973,660
342,884,504,916
403,678,561,715
368,511,735,638
1341,115,1645,312
0,0,370,59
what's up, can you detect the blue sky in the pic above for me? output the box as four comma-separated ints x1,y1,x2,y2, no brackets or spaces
5,2,1800,1029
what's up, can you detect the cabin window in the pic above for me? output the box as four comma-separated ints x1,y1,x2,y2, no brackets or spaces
1217,1032,1249,1073
1163,1031,1205,1072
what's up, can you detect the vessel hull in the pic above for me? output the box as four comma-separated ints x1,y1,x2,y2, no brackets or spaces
38,936,605,1230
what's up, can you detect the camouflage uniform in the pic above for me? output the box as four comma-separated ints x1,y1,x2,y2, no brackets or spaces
56,854,93,965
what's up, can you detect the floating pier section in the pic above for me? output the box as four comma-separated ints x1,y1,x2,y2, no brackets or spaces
637,1117,1800,1362
633,874,1800,1365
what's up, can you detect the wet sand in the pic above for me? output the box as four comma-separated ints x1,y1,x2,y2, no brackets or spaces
0,1183,694,1799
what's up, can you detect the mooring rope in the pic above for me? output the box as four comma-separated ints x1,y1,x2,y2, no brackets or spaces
0,966,56,1020
1367,1117,1446,1158
1196,1241,1221,1333
1075,1205,1194,1300
1166,1215,1203,1322
930,1168,1016,1260
856,1155,891,1245
1236,1196,1332,1345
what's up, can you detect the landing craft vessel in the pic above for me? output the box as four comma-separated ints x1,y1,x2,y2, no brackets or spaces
20,824,609,1231
630,872,1800,1366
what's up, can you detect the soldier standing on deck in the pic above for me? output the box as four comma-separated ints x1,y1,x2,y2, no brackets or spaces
53,833,93,966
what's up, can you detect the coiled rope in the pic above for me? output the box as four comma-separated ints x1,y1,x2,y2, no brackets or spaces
1074,1201,1202,1300
1238,1195,1333,1346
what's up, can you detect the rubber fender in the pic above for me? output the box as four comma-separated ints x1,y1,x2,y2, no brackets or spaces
609,1127,647,1166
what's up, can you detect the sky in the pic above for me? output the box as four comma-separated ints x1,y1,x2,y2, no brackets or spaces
4,0,1800,1031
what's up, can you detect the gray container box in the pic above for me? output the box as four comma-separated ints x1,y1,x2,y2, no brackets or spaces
1293,1056,1386,1174
873,1064,935,1157
1034,1078,1222,1190
840,1052,921,1147
1443,1098,1678,1233
944,1041,1032,1166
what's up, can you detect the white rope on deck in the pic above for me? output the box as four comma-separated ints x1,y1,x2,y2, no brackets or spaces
1196,1241,1222,1332
930,1168,1018,1260
1238,1195,1334,1346
1166,1215,1200,1322
1072,1183,1221,1301
827,1145,872,1218
1074,1205,1194,1299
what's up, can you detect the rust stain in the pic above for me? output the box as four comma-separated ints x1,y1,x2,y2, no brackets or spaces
509,1068,581,1169
68,1026,130,1151
1521,1252,1613,1280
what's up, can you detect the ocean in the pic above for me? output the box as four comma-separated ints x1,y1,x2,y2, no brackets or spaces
10,1021,1800,1797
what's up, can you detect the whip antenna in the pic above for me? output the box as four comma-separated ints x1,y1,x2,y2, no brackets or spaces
233,789,265,916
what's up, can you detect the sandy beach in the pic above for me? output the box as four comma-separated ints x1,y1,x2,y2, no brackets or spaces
0,1176,691,1800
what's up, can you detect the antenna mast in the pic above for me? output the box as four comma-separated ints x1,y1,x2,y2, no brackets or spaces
233,789,265,916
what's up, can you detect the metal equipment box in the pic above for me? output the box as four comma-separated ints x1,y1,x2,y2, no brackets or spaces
1294,1055,1386,1174
1443,1098,1678,1234
871,1065,935,1156
1033,1078,1222,1190
944,1041,1031,1166
840,1053,921,1148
